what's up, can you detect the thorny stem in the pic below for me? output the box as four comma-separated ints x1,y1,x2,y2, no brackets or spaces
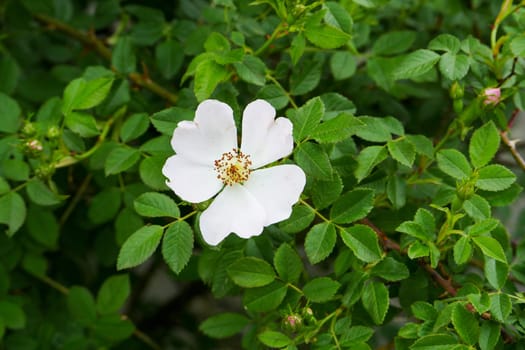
31,272,163,350
33,13,178,104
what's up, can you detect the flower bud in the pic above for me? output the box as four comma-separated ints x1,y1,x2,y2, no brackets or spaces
450,82,464,100
46,126,61,139
22,122,36,136
482,87,501,105
24,139,43,157
35,164,55,180
282,314,303,333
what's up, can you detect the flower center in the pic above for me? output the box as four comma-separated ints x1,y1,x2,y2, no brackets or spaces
214,149,252,186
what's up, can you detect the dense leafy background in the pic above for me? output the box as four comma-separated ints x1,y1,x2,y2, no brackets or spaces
1,0,525,349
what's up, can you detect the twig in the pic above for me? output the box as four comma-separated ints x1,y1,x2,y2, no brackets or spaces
501,130,525,172
33,13,178,105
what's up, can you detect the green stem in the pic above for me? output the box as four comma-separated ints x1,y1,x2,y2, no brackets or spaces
59,172,93,227
255,22,286,56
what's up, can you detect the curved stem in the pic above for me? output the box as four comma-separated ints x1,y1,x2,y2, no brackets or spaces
33,13,178,104
255,22,286,56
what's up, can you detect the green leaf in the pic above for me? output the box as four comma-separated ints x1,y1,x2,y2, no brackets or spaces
67,286,97,326
387,176,406,209
0,192,26,236
310,175,343,210
62,77,114,115
410,334,459,350
199,312,249,339
330,188,374,224
411,301,437,321
243,281,288,312
303,277,341,303
26,179,63,206
273,243,303,283
439,52,469,80
476,165,516,191
287,97,324,141
258,330,292,348
112,36,136,74
355,116,403,142
466,218,499,237
0,301,25,330
0,56,20,95
467,293,491,314
393,49,440,80
155,39,184,79
354,145,388,182
453,236,472,265
372,30,417,56
324,2,352,32
290,57,323,95
361,281,389,325
105,146,141,175
387,137,416,167
428,34,461,53
233,55,266,86
463,194,491,221
134,192,179,218
489,293,511,323
150,106,193,135
472,236,507,263
479,322,500,350
88,187,121,224
304,222,337,264
370,257,409,281
0,93,21,133
290,33,306,65
469,121,500,168
65,111,100,137
162,221,193,274
294,142,333,179
341,225,383,263
227,257,275,288
96,274,130,315
406,134,434,158
194,60,229,101
120,113,150,143
26,206,59,248
256,84,288,110
330,51,356,80
485,258,508,290
93,314,135,342
304,23,351,49
1,159,29,181
140,156,169,191
311,113,362,143
278,204,314,234
436,149,472,180
117,225,164,270
452,303,479,345
510,34,525,56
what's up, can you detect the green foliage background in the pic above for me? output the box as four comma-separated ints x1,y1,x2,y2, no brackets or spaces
1,0,525,349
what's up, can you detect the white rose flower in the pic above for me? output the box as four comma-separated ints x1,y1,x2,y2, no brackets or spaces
162,99,306,245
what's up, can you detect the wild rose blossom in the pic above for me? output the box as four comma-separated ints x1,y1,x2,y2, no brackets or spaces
162,99,306,245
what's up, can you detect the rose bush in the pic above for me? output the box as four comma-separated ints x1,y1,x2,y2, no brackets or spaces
1,0,525,349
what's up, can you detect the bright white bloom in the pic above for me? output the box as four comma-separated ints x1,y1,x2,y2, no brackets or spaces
162,99,306,246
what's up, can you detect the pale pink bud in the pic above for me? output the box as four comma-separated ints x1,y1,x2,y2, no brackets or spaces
27,139,43,151
483,87,501,105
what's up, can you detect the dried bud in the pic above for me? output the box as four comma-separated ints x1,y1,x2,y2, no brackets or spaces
482,87,501,105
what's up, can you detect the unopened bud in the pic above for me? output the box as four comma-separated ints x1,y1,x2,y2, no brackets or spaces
482,87,501,105
46,126,61,139
450,82,464,100
282,314,303,332
22,122,36,136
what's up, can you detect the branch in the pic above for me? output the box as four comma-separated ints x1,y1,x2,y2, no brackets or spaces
501,130,525,172
33,13,178,105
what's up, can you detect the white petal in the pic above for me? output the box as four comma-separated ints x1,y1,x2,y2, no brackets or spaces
199,185,266,245
240,100,294,168
243,165,306,226
171,100,237,165
162,155,223,203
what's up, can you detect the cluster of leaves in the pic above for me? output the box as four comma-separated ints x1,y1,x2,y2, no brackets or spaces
1,0,525,349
